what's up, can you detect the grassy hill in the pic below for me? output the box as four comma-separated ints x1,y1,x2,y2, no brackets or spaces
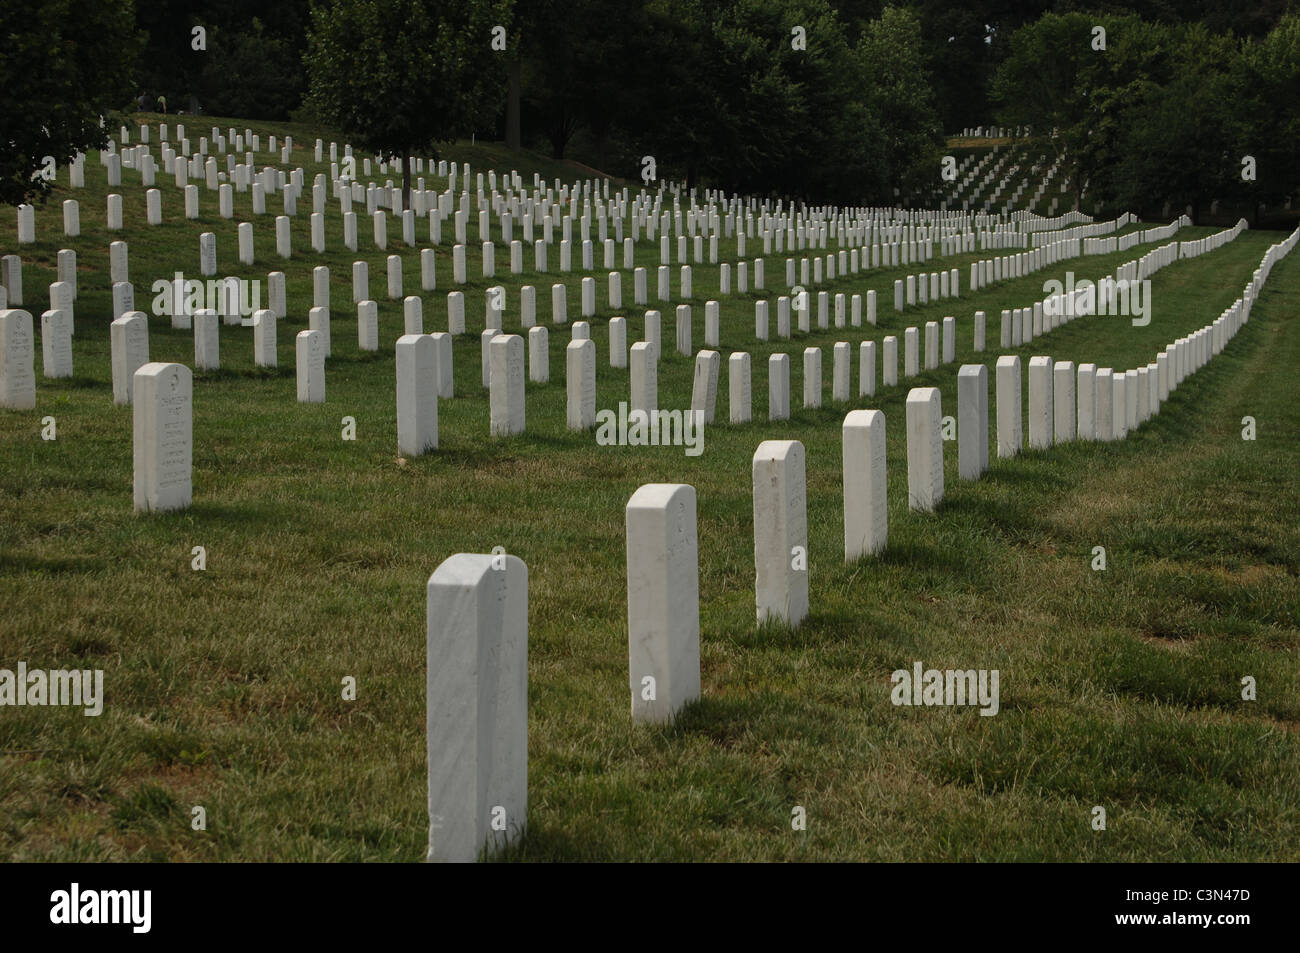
1,116,1297,861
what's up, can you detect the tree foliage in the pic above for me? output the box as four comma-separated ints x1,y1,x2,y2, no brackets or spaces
0,0,141,206
304,0,512,201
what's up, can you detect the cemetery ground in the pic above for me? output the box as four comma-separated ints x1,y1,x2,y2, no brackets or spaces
1,116,1298,862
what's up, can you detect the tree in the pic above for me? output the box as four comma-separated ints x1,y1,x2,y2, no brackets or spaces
0,0,141,207
304,0,512,205
1235,13,1300,222
135,0,312,120
858,6,944,199
198,18,306,120
990,12,1098,211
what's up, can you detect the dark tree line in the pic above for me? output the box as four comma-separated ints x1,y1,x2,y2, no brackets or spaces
3,0,1298,215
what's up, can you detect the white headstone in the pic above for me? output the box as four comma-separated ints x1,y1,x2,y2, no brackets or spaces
859,341,876,397
842,409,886,560
996,355,1022,458
110,312,149,405
40,309,73,378
1076,363,1096,439
802,347,822,409
690,349,720,425
1053,361,1076,442
924,321,938,370
1113,372,1128,439
675,304,692,357
957,364,988,480
0,310,36,408
489,334,525,436
768,353,790,421
357,300,378,352
832,342,850,402
752,440,808,626
396,334,439,455
630,341,657,414
1095,368,1114,441
253,309,277,367
729,351,751,424
132,362,192,513
906,387,944,511
566,338,596,430
609,316,627,368
430,332,454,399
1028,356,1054,450
426,553,527,863
528,326,549,383
626,484,701,723
194,309,220,370
295,330,325,402
404,295,424,336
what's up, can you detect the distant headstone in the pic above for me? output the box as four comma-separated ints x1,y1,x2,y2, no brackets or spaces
1028,356,1054,450
528,326,549,383
195,309,220,371
357,300,379,352
1095,368,1114,441
609,316,627,368
630,341,657,414
110,312,150,405
768,353,790,421
249,309,275,367
1053,361,1076,442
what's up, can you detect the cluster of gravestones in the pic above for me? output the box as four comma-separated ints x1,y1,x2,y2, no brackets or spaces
421,219,1297,862
2,121,1293,861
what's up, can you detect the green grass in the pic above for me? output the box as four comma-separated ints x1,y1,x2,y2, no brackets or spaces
1,119,1297,861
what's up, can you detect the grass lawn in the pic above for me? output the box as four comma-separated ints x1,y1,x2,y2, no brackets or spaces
1,117,1297,861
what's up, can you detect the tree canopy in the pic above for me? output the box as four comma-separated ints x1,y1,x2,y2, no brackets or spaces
303,0,512,201
0,0,140,206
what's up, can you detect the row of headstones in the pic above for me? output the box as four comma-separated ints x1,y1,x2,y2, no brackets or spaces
422,300,1238,862
118,122,275,154
115,122,1051,248
1031,211,1141,249
21,181,1032,314
1178,219,1248,260
0,197,1211,413
0,227,1118,417
27,201,1282,505
893,231,1087,315
63,141,960,260
34,137,1059,263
